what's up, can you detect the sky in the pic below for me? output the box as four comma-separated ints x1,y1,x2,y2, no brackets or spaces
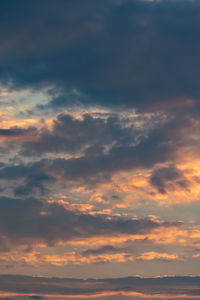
0,0,200,299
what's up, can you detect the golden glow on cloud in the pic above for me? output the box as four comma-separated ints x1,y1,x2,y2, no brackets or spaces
0,249,180,267
66,226,200,250
0,289,200,299
137,252,179,261
109,162,200,205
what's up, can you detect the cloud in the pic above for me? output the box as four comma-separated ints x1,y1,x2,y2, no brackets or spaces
0,111,199,206
0,127,36,143
13,173,54,197
0,0,199,283
0,128,29,137
0,196,181,251
150,165,191,194
0,275,199,299
82,245,126,256
0,0,200,112
0,249,180,267
20,113,141,156
0,117,179,187
136,251,179,261
0,113,195,197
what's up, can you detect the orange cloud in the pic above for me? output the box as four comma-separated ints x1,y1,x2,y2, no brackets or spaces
0,251,135,266
109,161,200,206
0,249,180,267
0,289,200,299
136,251,179,261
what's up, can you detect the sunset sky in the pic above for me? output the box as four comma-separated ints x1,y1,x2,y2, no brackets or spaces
0,0,200,299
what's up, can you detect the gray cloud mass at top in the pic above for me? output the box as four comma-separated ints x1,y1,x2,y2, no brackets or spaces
0,0,200,111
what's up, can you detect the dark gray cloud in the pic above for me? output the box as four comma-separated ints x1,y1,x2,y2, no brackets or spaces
0,163,55,196
0,196,181,251
0,140,175,188
34,122,178,183
14,173,54,197
0,117,182,188
20,113,141,156
0,113,196,191
0,0,200,111
150,165,191,194
82,245,127,256
0,128,36,138
0,275,199,298
0,129,25,137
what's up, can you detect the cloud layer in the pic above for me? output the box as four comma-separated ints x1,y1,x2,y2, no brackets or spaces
0,196,181,251
0,0,200,284
1,0,200,111
0,275,200,299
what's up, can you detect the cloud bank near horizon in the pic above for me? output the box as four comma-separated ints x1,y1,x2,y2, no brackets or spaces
0,275,200,300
